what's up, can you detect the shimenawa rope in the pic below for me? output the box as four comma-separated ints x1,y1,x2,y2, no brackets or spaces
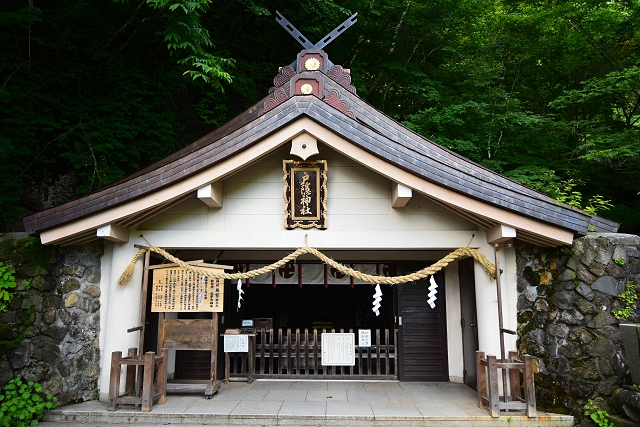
117,244,496,288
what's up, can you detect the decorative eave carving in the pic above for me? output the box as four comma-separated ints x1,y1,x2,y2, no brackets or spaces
324,89,355,119
269,66,296,93
258,87,289,116
327,65,357,95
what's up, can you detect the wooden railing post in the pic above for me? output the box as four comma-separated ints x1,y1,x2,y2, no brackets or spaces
486,355,500,418
523,355,537,417
476,351,486,408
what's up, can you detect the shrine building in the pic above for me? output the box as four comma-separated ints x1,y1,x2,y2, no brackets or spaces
23,13,619,399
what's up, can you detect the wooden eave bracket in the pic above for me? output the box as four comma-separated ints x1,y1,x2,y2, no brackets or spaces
96,223,130,243
391,182,412,208
486,224,517,244
197,182,223,208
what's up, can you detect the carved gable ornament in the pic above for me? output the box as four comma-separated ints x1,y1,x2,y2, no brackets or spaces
283,160,327,229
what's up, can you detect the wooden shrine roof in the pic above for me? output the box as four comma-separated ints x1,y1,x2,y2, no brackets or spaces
23,52,619,246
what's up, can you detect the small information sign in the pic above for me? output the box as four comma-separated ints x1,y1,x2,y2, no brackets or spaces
321,333,355,366
224,334,249,353
359,329,371,347
151,267,224,312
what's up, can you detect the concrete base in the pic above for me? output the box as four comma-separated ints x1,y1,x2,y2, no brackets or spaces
41,381,574,427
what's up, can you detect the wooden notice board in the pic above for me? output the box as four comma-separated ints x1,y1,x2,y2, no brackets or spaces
151,267,224,312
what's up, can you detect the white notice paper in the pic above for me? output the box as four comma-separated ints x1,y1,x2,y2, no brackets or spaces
224,334,249,353
321,333,355,366
359,329,371,347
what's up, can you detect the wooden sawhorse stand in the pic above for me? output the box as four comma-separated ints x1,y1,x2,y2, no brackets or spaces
107,348,167,412
477,350,536,418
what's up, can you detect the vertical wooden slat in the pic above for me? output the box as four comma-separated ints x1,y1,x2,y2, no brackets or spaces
295,329,301,374
313,329,319,376
156,312,165,355
508,351,521,401
248,335,254,382
523,355,537,417
157,349,167,404
212,312,218,384
138,249,151,352
304,329,309,375
141,352,154,412
385,329,390,375
349,329,354,375
137,249,151,398
286,329,292,374
476,351,487,408
225,352,230,383
278,329,283,374
376,329,381,375
366,339,371,376
321,329,327,376
394,328,398,378
260,328,266,375
125,348,137,397
107,351,122,411
357,332,362,375
269,328,274,374
487,355,500,418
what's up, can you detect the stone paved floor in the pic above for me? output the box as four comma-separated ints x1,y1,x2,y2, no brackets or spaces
40,380,574,426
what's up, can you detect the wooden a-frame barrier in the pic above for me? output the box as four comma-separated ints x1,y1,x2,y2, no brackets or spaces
108,245,230,412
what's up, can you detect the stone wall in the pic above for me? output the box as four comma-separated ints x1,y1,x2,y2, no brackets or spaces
0,233,102,405
516,233,640,420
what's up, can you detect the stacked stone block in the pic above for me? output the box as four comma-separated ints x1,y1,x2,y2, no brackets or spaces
516,233,640,418
0,233,102,405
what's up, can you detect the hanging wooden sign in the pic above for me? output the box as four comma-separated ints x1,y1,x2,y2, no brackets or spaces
283,160,327,229
151,267,224,312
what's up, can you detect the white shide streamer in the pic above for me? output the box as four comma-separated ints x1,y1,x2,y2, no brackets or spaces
427,276,438,309
237,279,244,312
372,284,382,316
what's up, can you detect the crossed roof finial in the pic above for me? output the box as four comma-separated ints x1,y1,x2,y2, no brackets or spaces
275,11,358,69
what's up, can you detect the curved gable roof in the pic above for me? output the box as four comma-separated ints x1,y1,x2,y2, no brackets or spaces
23,55,619,246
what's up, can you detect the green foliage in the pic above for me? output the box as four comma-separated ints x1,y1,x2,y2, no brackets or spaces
1,0,640,234
552,180,613,216
143,0,235,89
583,399,614,427
612,281,639,320
615,258,626,266
0,378,57,427
0,262,16,313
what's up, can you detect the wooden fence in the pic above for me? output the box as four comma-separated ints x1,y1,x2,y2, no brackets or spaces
226,328,397,380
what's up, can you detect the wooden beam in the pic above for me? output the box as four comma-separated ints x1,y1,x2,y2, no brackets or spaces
197,181,223,208
486,224,516,244
391,182,412,208
96,223,130,243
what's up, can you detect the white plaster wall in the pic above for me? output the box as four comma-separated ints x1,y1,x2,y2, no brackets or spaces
97,240,113,399
98,241,145,399
138,147,478,250
472,231,519,360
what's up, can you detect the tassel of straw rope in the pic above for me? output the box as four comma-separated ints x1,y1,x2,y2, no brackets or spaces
117,245,496,287
116,248,146,288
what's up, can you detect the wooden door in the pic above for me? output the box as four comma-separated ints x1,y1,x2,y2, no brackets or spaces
397,272,448,381
458,257,478,388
